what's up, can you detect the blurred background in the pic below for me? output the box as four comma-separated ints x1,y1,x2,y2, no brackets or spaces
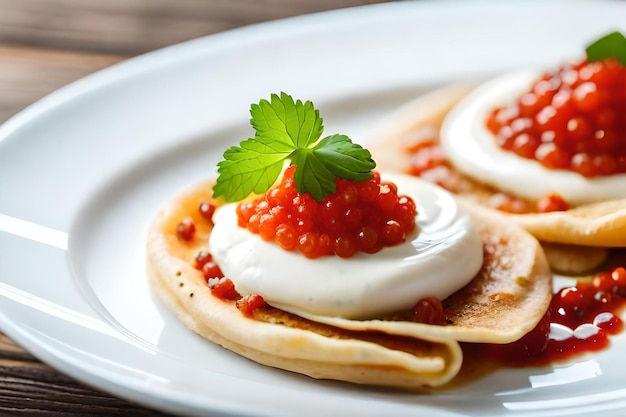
0,0,392,123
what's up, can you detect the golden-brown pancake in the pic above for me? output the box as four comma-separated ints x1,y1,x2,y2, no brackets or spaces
146,178,551,388
540,242,608,275
368,85,626,273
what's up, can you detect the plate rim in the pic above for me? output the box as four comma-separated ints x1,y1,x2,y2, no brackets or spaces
2,1,626,416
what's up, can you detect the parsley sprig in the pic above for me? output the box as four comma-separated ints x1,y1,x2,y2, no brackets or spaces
586,31,626,66
213,92,376,202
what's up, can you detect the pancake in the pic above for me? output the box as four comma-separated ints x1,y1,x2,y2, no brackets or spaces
368,84,626,274
146,178,551,388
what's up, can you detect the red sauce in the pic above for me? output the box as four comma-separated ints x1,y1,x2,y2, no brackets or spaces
486,57,626,177
236,166,417,258
483,266,626,366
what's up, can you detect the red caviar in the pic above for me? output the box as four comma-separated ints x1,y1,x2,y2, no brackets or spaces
236,294,267,317
486,57,626,177
176,217,196,241
236,166,418,258
536,192,570,213
209,278,240,301
201,262,224,280
405,139,569,214
199,201,216,222
413,297,447,325
194,250,213,269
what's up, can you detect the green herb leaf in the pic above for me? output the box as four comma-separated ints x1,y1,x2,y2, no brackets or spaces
250,92,324,149
288,135,375,201
212,139,288,202
311,134,377,182
586,31,626,66
213,93,375,202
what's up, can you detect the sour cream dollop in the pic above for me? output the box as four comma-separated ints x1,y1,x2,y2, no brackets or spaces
209,173,483,319
440,70,626,206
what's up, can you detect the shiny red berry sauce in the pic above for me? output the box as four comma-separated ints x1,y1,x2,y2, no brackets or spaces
483,266,626,366
486,57,626,177
236,166,418,258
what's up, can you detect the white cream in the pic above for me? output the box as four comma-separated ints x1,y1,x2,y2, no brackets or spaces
209,173,483,319
440,69,626,206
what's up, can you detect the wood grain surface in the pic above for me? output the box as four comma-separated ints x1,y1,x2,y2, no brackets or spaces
0,0,391,123
0,45,124,123
0,1,392,415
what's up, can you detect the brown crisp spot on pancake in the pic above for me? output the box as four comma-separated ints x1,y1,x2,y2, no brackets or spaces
515,276,530,286
489,293,515,302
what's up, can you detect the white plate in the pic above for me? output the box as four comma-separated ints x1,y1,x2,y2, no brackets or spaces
1,1,626,416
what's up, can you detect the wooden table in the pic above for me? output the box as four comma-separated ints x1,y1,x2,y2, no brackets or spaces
0,1,391,414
